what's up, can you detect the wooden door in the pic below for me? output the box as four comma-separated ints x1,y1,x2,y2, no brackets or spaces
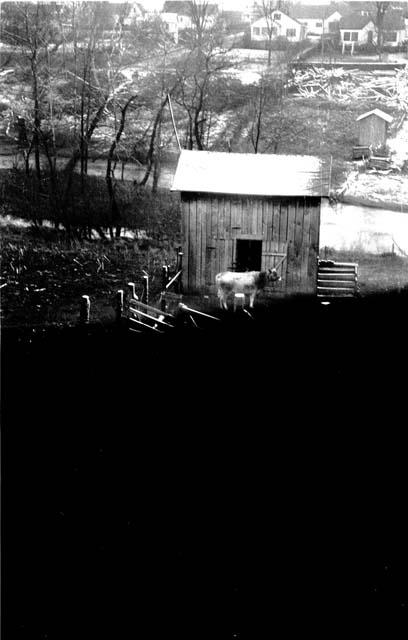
262,240,288,294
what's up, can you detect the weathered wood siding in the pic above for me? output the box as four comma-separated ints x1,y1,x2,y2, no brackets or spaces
358,115,388,147
181,192,321,296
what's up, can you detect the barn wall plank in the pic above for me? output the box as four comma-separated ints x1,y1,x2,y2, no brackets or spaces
293,198,304,290
189,196,197,291
253,197,261,236
199,196,208,289
196,196,204,289
181,195,189,291
286,200,297,293
307,199,320,292
272,199,280,243
300,198,312,292
205,197,213,287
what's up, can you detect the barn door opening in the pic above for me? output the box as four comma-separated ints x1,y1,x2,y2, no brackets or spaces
235,239,262,271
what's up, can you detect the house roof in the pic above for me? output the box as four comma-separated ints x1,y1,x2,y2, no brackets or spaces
339,8,405,31
339,13,373,30
252,12,302,28
292,4,340,20
356,109,393,124
162,1,218,16
171,150,328,197
383,11,406,31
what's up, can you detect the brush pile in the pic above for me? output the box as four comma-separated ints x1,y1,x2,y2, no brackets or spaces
289,66,408,109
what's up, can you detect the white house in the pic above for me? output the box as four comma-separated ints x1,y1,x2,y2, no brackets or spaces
162,1,218,31
339,10,407,52
160,12,179,42
292,4,344,39
122,2,146,26
251,10,305,43
339,14,375,52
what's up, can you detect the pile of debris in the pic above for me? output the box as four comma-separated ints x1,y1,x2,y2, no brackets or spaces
288,66,408,110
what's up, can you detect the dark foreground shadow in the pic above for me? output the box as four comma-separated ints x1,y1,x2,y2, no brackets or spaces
2,291,408,639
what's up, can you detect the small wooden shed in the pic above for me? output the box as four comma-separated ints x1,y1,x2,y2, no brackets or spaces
171,150,329,297
356,109,393,148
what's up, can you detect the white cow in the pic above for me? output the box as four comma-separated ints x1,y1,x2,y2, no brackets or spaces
215,269,281,310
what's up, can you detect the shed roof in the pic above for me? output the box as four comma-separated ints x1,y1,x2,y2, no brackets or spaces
356,109,393,123
171,150,328,197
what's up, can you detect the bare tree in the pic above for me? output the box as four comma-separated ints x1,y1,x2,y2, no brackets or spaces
255,1,290,66
367,1,392,61
248,72,277,153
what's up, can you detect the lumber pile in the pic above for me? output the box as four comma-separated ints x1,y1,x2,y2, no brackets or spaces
368,155,392,170
288,66,408,109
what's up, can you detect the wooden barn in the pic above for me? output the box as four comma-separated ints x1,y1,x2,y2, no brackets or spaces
356,109,393,148
171,150,330,298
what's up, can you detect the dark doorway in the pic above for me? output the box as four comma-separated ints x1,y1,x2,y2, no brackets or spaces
235,239,262,271
368,30,373,44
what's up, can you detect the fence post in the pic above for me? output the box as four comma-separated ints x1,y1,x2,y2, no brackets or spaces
161,265,169,312
160,292,167,313
116,289,124,323
162,265,169,291
128,282,136,300
177,250,183,294
80,295,90,324
142,274,149,305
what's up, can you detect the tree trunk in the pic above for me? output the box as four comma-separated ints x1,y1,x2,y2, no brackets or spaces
106,96,137,237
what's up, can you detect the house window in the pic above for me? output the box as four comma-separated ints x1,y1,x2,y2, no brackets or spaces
351,31,358,41
343,31,351,40
236,240,262,272
273,13,281,20
316,22,322,28
262,27,268,36
384,31,397,42
329,21,339,32
253,27,260,35
286,28,296,37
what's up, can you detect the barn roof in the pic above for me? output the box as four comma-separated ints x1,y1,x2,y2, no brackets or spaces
356,109,393,123
171,150,329,197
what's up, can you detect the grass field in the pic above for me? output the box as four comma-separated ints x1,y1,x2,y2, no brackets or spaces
0,224,180,327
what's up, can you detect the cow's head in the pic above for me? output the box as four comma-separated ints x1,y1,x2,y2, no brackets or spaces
268,268,281,283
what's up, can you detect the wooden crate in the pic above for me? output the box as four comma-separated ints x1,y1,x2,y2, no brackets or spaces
352,146,371,160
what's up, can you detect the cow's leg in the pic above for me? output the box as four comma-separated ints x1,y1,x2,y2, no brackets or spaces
217,288,224,309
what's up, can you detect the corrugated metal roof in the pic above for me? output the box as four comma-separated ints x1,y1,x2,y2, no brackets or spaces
171,150,328,197
356,109,393,123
